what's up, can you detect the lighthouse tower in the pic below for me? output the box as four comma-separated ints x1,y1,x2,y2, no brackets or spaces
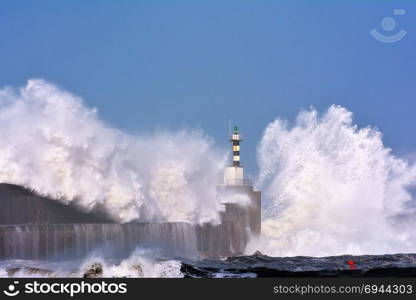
223,126,247,186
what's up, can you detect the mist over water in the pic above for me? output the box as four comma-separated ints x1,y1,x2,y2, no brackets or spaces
248,105,416,257
0,80,226,224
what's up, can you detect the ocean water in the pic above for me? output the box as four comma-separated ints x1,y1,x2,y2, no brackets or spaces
181,253,416,278
2,252,416,278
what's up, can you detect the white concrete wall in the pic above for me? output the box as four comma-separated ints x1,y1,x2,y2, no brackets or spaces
223,166,244,186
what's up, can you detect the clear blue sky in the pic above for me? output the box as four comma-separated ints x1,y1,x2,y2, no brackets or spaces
0,0,415,175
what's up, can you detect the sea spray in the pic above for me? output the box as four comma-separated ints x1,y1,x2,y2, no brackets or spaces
0,79,226,224
79,249,183,278
0,249,183,278
249,105,416,256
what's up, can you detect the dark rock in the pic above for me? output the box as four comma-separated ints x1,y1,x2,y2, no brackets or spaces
7,267,54,277
83,263,103,278
131,264,144,277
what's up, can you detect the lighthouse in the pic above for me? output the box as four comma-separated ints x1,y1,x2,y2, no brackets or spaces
223,126,248,186
217,124,261,238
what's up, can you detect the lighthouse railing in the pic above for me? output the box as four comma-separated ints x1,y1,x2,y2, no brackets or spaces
226,179,253,187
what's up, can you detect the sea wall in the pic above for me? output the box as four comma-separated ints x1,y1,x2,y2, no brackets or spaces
0,183,261,259
0,184,110,224
0,223,198,260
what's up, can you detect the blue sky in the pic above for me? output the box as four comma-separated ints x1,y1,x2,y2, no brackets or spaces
0,0,415,175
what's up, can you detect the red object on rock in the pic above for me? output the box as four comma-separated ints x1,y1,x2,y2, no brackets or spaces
347,260,356,270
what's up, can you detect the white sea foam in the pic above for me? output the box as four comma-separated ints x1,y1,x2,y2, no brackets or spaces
78,249,183,278
0,250,183,278
0,79,226,224
248,105,416,257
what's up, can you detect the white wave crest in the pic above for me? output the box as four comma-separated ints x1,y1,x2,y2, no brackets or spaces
0,79,225,224
0,250,183,278
79,250,183,278
249,105,416,256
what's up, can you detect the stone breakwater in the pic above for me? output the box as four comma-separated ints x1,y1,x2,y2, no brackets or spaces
0,184,261,259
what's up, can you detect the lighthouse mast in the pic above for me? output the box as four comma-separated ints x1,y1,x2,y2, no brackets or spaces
231,126,241,167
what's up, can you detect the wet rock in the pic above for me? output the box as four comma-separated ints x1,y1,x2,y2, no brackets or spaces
6,268,19,277
7,267,54,277
253,251,263,256
25,267,54,277
131,264,144,277
83,262,103,278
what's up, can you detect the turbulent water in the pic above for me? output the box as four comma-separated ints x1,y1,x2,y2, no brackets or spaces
2,80,416,276
0,80,226,224
0,249,184,278
181,253,416,278
250,105,416,257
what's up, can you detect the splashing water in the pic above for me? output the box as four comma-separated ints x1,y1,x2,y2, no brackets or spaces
78,249,183,278
2,80,415,258
248,105,416,257
0,249,183,278
0,79,226,224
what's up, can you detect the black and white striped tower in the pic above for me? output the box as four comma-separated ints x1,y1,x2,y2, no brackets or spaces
231,126,242,167
223,125,245,186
